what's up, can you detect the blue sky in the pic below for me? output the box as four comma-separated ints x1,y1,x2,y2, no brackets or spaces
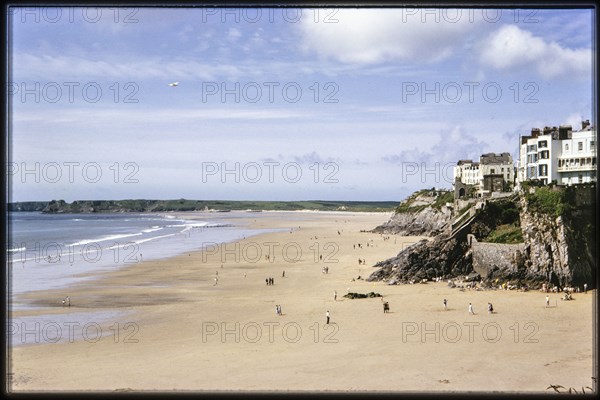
9,7,594,202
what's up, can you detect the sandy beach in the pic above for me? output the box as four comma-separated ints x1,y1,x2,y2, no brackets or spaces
8,211,595,393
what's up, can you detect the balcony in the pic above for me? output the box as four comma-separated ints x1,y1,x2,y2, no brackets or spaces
557,164,595,172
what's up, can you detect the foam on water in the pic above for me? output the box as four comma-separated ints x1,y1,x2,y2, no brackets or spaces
7,212,283,307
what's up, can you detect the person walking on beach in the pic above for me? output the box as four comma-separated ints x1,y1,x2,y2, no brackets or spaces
584,283,588,293
244,272,247,278
326,310,330,324
487,303,494,314
443,299,447,310
334,291,337,301
468,303,474,314
282,270,285,278
214,277,218,286
546,295,550,307
266,278,269,285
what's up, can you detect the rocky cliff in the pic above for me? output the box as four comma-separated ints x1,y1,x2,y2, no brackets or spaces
368,185,596,288
371,189,453,236
518,184,595,287
367,231,472,284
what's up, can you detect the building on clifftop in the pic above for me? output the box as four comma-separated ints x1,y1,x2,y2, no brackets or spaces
517,120,596,187
453,152,515,199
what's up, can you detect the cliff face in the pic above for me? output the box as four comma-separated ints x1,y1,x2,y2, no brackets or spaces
368,185,596,288
371,189,453,236
372,207,452,236
519,185,595,287
367,231,472,284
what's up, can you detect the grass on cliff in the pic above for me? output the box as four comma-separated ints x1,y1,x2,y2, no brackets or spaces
475,199,524,244
395,189,452,214
524,185,575,218
432,191,454,210
484,223,524,244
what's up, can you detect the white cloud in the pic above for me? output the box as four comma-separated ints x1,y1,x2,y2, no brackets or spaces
478,25,591,79
12,52,251,81
564,112,587,130
382,125,490,166
298,9,479,65
228,27,242,41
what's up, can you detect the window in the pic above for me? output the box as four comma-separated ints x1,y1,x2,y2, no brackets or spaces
579,174,583,183
565,143,569,151
578,142,583,151
538,165,547,176
591,141,595,148
538,140,548,148
490,168,495,174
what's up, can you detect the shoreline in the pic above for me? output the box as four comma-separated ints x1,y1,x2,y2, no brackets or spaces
9,211,594,392
10,211,393,317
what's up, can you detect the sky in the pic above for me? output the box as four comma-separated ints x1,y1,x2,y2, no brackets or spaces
8,7,594,202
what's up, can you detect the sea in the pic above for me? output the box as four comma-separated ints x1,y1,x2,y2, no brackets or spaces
6,211,283,345
7,211,284,298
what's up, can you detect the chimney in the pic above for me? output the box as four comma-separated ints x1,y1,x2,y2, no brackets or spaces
582,120,590,130
559,125,572,140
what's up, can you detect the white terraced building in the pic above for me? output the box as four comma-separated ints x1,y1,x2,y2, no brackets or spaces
517,120,596,186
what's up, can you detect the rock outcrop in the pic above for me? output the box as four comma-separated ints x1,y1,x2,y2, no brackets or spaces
372,207,452,236
372,189,453,236
368,185,596,288
367,230,472,284
518,185,595,287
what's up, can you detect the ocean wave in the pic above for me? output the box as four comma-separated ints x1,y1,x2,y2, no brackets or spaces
132,233,179,245
66,232,143,248
7,246,26,253
142,226,163,233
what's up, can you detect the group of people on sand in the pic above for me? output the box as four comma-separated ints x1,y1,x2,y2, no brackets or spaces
322,266,329,274
541,282,587,295
266,277,275,285
357,258,366,265
61,296,71,307
440,300,494,314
